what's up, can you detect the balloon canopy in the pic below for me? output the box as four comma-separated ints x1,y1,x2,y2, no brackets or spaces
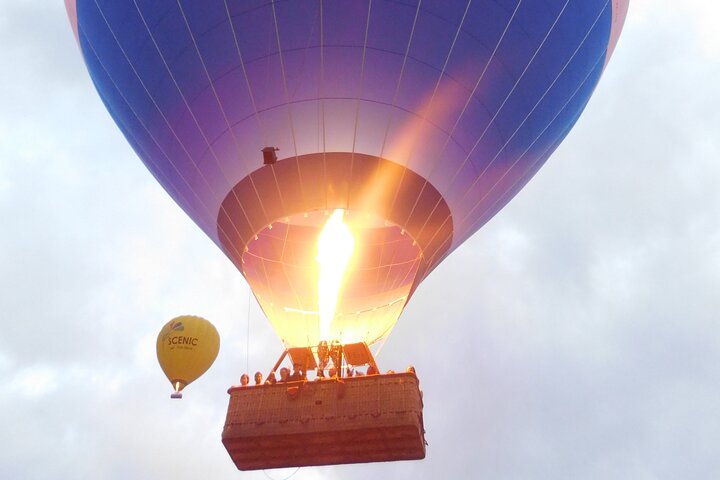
156,315,220,396
68,0,628,347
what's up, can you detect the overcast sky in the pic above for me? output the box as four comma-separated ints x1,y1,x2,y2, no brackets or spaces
1,1,719,479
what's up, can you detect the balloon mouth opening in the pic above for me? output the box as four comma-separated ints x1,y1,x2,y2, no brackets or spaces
241,209,422,347
170,380,187,393
217,152,454,347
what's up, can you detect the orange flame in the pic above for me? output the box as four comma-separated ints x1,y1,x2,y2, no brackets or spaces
316,209,355,341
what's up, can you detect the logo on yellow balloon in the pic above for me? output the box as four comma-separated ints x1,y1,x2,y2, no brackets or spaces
160,319,184,339
167,335,199,348
160,320,199,350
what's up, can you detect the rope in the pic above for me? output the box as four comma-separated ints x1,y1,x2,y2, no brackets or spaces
262,467,301,480
246,287,251,374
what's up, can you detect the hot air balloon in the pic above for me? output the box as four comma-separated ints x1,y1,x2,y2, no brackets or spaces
156,315,220,399
66,0,629,469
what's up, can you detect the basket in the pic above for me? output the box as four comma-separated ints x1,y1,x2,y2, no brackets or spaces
222,372,426,470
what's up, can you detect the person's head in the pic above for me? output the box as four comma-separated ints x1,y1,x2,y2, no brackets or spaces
240,373,249,386
328,367,337,377
407,365,416,375
293,363,301,373
254,371,263,384
266,372,277,384
367,365,377,375
279,367,290,380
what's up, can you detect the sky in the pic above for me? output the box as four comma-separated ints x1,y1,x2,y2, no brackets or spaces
1,1,719,479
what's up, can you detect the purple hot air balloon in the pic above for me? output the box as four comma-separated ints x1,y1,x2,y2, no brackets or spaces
66,0,629,469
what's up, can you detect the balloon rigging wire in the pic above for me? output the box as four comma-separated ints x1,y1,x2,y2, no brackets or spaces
375,335,389,360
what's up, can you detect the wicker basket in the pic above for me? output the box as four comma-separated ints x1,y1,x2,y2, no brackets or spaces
222,373,426,470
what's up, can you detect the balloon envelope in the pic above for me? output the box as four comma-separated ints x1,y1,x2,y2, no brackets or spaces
68,0,628,347
156,315,220,393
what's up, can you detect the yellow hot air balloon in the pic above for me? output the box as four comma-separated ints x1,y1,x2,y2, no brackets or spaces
156,315,220,399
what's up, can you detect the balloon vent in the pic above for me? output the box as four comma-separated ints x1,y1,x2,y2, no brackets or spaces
222,373,426,470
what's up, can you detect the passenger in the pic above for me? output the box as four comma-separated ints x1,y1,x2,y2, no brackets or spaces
240,373,249,386
265,372,277,385
289,363,303,382
278,367,290,383
316,367,325,379
254,371,263,385
366,365,378,376
328,367,337,378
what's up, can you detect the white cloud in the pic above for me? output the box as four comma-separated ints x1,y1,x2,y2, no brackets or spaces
7,365,59,398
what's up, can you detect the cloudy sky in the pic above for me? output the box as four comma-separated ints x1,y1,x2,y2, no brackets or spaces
1,1,719,479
